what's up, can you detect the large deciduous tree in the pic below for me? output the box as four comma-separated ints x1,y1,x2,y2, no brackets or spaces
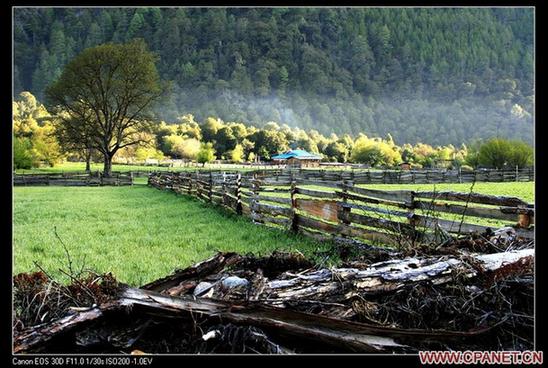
45,39,163,176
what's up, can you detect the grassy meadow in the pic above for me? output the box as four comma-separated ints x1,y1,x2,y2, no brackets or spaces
13,184,329,286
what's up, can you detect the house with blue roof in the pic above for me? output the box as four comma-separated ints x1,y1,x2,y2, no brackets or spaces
271,149,322,168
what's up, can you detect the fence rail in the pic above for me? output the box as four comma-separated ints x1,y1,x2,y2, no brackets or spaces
273,167,534,184
14,172,133,186
148,171,534,249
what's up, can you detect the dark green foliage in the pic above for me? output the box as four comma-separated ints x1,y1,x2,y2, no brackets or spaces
14,8,533,146
476,138,533,169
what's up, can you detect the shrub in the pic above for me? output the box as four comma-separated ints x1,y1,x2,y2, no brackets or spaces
14,137,35,169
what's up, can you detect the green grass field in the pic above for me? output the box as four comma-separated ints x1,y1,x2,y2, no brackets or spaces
13,185,329,286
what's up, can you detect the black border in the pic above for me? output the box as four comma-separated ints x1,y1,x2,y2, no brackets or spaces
5,1,544,366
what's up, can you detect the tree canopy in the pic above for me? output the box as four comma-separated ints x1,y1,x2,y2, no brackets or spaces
45,39,163,175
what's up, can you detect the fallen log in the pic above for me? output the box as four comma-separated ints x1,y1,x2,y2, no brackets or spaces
263,249,534,303
14,305,112,353
119,288,412,353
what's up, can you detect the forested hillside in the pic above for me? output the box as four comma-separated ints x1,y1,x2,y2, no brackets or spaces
14,7,534,146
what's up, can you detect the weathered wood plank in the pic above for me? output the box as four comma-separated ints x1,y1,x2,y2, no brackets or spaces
254,202,292,218
296,214,339,233
344,185,414,205
240,189,255,198
297,226,334,242
338,224,401,246
251,212,292,227
296,179,342,189
255,195,292,205
295,199,340,222
414,191,529,207
242,202,251,215
413,200,519,222
411,214,493,234
336,191,410,209
295,187,337,199
260,187,291,193
341,202,411,218
344,212,416,235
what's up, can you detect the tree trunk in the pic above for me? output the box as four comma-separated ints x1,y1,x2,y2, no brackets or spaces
85,149,92,173
103,154,113,177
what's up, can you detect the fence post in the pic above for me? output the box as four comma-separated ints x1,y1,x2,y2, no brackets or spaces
186,172,191,195
195,170,199,198
515,165,519,182
290,180,298,233
406,191,418,243
251,173,260,223
236,173,242,215
209,171,213,202
222,172,226,207
338,179,352,236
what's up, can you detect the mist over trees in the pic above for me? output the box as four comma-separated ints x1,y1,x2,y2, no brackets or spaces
14,8,533,146
13,91,533,171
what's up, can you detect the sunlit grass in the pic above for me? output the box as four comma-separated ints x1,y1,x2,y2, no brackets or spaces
13,185,329,286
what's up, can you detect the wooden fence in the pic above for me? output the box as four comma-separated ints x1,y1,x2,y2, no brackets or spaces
144,167,534,184
265,167,534,184
149,171,534,248
14,172,133,186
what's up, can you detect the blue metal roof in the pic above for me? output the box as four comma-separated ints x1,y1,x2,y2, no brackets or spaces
271,149,322,160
